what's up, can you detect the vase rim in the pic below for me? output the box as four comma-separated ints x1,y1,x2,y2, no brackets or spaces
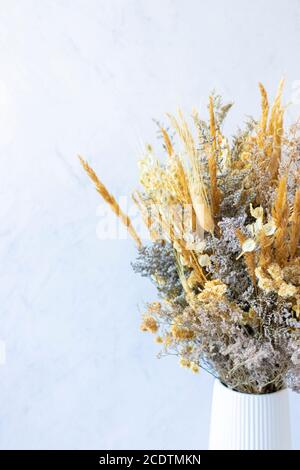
215,379,288,397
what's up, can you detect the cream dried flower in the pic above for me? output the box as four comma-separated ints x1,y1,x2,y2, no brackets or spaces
277,283,297,298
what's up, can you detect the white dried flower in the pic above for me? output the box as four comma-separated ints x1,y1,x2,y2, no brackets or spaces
198,254,211,267
263,221,277,236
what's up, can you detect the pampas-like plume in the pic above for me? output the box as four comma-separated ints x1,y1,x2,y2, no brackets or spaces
269,106,284,182
259,81,284,182
272,175,289,265
290,189,300,258
259,82,269,135
79,156,142,249
268,79,284,136
236,229,257,286
257,82,269,149
258,231,273,270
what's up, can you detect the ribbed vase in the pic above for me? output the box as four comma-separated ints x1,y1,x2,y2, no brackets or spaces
209,380,291,450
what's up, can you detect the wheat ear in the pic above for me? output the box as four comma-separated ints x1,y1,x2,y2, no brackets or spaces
160,127,173,157
272,175,289,265
257,82,269,150
268,79,284,136
269,106,284,182
258,82,269,135
79,156,142,249
208,96,221,217
290,189,300,258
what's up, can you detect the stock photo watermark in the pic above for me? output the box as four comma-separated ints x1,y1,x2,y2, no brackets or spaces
95,198,206,249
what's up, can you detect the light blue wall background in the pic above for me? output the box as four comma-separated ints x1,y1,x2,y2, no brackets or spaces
0,0,299,449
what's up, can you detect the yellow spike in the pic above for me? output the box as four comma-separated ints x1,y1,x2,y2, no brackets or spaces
258,82,269,136
79,156,142,249
160,127,173,157
209,96,216,145
208,96,220,217
290,189,300,258
268,79,284,136
269,107,284,181
272,175,289,265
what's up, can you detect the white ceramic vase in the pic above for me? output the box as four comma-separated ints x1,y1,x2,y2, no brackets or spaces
209,380,292,450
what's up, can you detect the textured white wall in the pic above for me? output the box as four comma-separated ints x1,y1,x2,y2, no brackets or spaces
0,0,299,450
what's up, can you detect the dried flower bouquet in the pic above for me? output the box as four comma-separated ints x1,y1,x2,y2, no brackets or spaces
80,82,300,394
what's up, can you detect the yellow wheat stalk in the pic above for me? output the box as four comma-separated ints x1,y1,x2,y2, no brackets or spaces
290,188,300,258
256,80,285,186
79,156,142,249
269,107,284,181
167,157,199,233
268,79,284,136
259,82,269,134
208,96,221,217
257,82,269,149
272,175,289,265
167,109,214,233
258,231,273,270
167,110,197,161
160,127,173,157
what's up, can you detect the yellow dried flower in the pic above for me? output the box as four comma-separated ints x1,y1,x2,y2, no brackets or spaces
140,316,158,333
171,324,194,340
202,279,227,297
277,283,298,298
256,264,299,298
267,263,282,281
179,357,191,368
258,278,274,292
163,333,173,347
283,260,300,286
155,336,163,344
242,308,260,327
255,267,274,292
147,302,161,313
190,362,200,373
